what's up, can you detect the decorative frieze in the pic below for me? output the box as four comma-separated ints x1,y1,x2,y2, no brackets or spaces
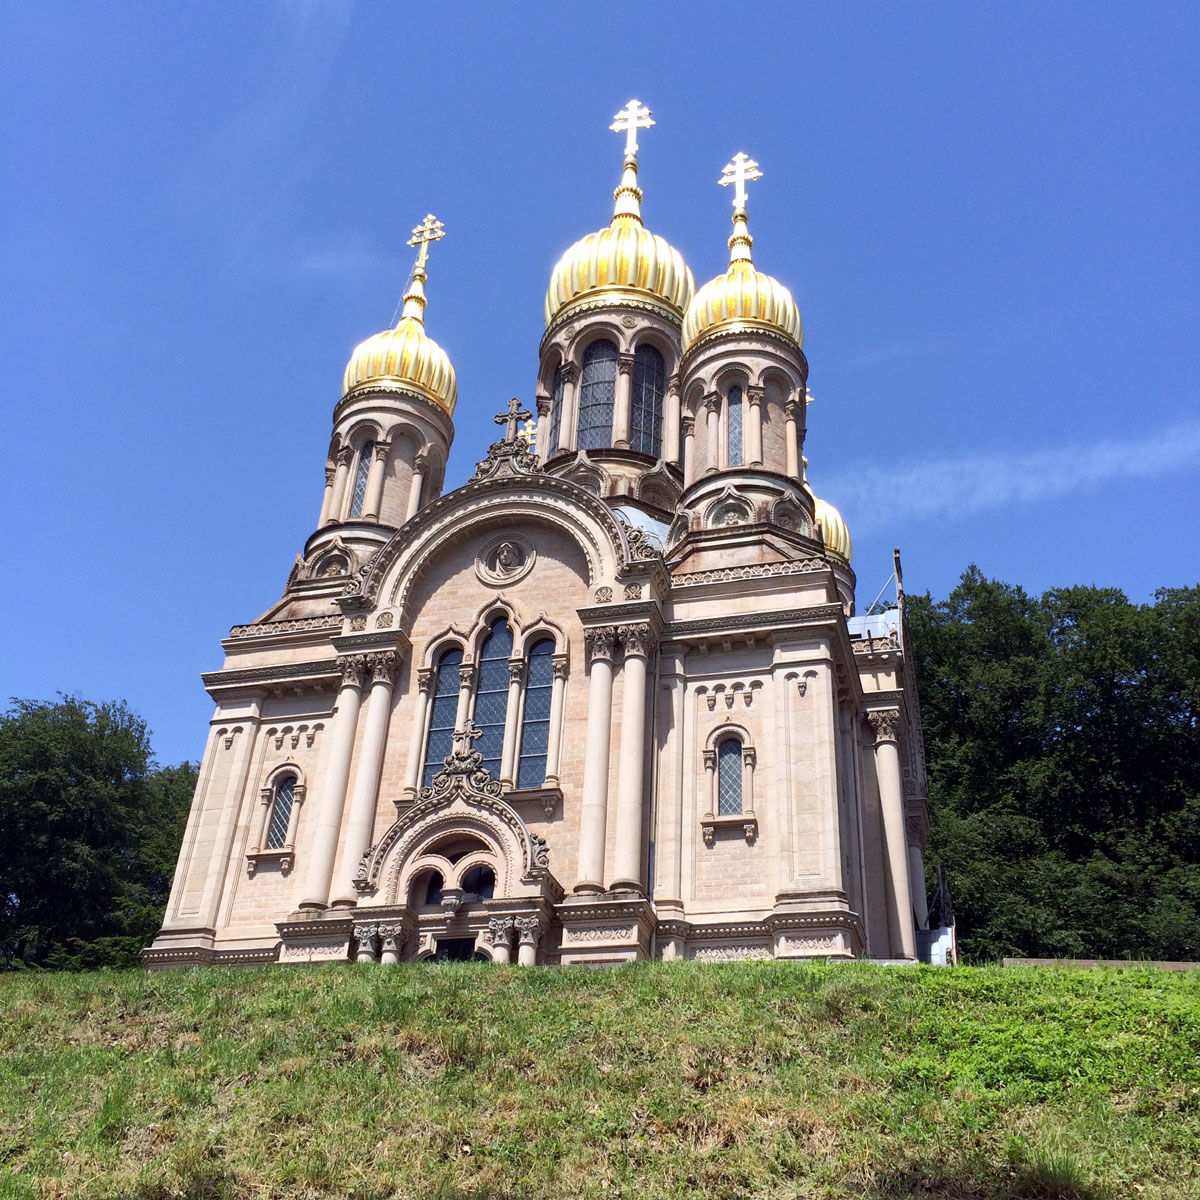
228,615,343,639
690,944,772,962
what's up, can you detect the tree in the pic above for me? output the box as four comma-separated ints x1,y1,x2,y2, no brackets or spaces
909,569,1200,962
0,696,195,968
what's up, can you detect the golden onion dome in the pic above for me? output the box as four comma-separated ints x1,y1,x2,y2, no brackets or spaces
811,494,852,566
544,153,694,331
342,216,457,415
682,207,803,355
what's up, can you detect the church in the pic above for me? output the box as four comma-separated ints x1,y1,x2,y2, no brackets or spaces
146,101,934,969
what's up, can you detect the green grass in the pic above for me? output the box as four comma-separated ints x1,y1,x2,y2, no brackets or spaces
2,962,1198,1199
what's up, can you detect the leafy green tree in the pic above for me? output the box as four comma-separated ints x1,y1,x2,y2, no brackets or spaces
0,696,195,969
909,569,1200,962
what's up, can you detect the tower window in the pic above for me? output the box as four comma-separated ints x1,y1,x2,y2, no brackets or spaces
474,618,514,779
548,365,564,455
422,647,464,788
266,774,296,849
726,388,743,467
717,738,743,816
517,638,555,788
349,439,374,517
577,340,617,450
630,344,665,456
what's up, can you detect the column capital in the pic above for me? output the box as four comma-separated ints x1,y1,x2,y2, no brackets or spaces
487,915,516,946
367,650,399,686
702,747,717,771
324,465,337,485
413,449,431,471
585,626,618,663
867,708,900,745
746,386,765,406
742,745,757,767
336,445,355,466
666,372,681,398
617,352,636,376
784,399,801,421
377,922,406,952
336,654,369,687
417,667,436,694
681,414,695,435
619,623,655,659
536,395,552,417
372,440,392,462
507,659,526,686
560,361,580,384
458,663,478,690
514,914,542,944
702,391,721,414
551,654,570,681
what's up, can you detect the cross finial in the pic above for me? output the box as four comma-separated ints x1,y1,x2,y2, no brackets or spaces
450,720,483,759
610,98,654,158
719,152,763,209
495,396,533,443
406,213,445,272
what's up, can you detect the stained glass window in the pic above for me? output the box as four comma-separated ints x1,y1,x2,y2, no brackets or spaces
630,344,665,456
349,439,374,516
717,738,743,816
727,387,743,467
577,340,617,450
548,365,564,454
517,638,555,788
266,774,295,849
421,647,463,788
474,619,513,779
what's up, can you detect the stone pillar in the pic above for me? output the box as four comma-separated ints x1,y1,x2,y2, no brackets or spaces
326,445,354,524
611,624,652,893
378,923,404,965
403,668,436,800
869,709,916,960
663,375,681,465
682,415,696,486
489,916,515,964
535,394,551,464
747,386,764,467
784,400,800,479
499,659,525,788
355,925,378,963
405,452,428,522
362,441,390,521
704,393,720,475
544,655,568,785
838,706,866,921
558,363,579,453
318,464,336,526
515,915,541,966
575,627,617,893
330,652,399,907
613,352,635,448
655,663,686,902
907,823,929,929
298,656,366,910
454,662,477,731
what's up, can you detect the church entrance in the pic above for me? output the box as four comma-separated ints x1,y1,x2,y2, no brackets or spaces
433,937,487,962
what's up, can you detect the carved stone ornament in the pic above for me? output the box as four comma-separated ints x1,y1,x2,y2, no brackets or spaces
619,623,655,658
620,315,638,329
476,533,536,586
472,398,541,481
488,916,515,946
616,514,662,561
417,667,436,694
514,915,543,944
707,496,753,529
349,615,368,631
375,611,395,629
868,709,900,745
369,651,399,686
623,583,643,600
507,660,526,685
594,586,613,603
585,626,618,663
337,654,369,687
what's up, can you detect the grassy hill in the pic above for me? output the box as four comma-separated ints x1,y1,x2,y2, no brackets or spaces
2,962,1198,1200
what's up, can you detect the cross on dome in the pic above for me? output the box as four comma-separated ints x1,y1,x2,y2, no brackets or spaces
610,99,654,158
719,152,763,210
495,396,533,443
407,213,445,271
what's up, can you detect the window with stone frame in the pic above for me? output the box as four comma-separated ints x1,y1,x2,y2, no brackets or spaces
726,387,744,467
266,773,297,848
474,618,513,779
348,439,374,516
421,646,464,787
717,736,743,815
548,365,565,454
630,343,665,456
576,339,617,449
516,638,555,788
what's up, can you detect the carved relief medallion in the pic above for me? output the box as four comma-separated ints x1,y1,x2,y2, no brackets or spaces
476,533,536,586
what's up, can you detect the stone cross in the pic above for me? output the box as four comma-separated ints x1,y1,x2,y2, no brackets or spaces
406,213,445,271
718,152,763,209
610,98,654,157
450,720,483,758
495,396,533,443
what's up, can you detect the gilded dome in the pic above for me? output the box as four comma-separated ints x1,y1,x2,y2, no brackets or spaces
682,209,803,355
812,494,852,566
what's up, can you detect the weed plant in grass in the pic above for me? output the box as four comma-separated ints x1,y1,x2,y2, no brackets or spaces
1,962,1197,1199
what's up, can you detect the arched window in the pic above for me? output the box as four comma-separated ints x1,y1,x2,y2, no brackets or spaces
349,439,374,516
266,774,296,849
726,387,743,467
548,365,564,455
474,618,513,778
517,638,555,788
717,737,743,815
423,871,445,905
576,340,617,450
461,864,496,900
421,647,463,788
630,344,665,456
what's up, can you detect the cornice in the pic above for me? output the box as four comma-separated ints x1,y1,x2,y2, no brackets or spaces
202,658,341,693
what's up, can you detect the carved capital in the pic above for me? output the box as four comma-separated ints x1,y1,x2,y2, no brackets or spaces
702,391,721,415
336,654,369,687
619,623,654,659
617,352,636,376
560,362,580,385
681,414,696,435
508,659,526,686
742,745,757,768
413,450,431,472
458,663,478,690
868,708,900,745
417,667,436,695
372,441,391,462
259,786,273,806
905,812,926,848
702,748,717,772
514,915,542,944
536,395,551,417
368,651,399,686
487,916,515,946
666,372,681,398
324,465,336,486
552,654,569,681
585,626,618,663
336,445,355,466
783,399,801,422
746,386,765,407
377,922,406,953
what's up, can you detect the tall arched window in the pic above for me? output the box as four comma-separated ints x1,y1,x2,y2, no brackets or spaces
422,647,464,787
576,340,617,450
266,774,296,849
349,439,374,516
630,344,665,456
717,737,743,815
474,618,513,778
726,388,743,467
517,638,555,788
548,365,564,455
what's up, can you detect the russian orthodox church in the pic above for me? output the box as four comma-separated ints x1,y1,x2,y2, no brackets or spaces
146,101,936,970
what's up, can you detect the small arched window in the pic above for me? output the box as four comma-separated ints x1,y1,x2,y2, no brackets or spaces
475,618,514,779
423,871,445,905
266,774,296,849
717,738,743,816
548,365,565,455
517,638,555,788
577,340,617,450
630,344,665,456
726,388,743,467
422,647,464,788
461,864,496,900
349,439,374,517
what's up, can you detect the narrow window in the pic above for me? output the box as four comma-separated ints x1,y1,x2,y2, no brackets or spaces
630,344,665,456
548,365,564,455
726,388,743,467
349,439,374,516
517,638,555,788
266,774,296,849
717,738,743,816
423,871,445,905
474,618,513,779
461,864,496,900
576,340,617,450
421,647,464,788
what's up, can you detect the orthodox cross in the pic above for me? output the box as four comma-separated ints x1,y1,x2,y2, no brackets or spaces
610,98,654,157
406,213,445,270
450,720,483,759
718,152,763,209
495,396,533,443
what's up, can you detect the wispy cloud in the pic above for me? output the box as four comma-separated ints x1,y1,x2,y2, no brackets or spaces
298,246,388,277
821,421,1200,529
828,322,1039,372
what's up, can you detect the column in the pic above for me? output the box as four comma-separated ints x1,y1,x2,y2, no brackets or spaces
330,652,399,907
613,352,635,448
454,662,476,731
499,659,525,788
558,363,579,453
515,916,541,966
489,916,515,964
611,624,652,892
355,925,378,963
869,709,916,959
362,441,390,521
403,668,436,799
543,656,568,785
298,656,366,910
663,375,681,466
405,452,428,522
682,415,696,486
783,400,800,479
654,665,685,902
535,395,551,464
575,627,617,893
838,706,866,921
378,923,404,965
317,465,336,526
326,446,354,525
907,822,929,928
703,393,720,474
746,386,764,467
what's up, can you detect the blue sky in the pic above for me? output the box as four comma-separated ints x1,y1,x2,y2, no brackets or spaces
2,3,1198,765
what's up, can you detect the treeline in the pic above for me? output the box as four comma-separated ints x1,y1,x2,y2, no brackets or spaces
909,569,1200,963
0,698,195,969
